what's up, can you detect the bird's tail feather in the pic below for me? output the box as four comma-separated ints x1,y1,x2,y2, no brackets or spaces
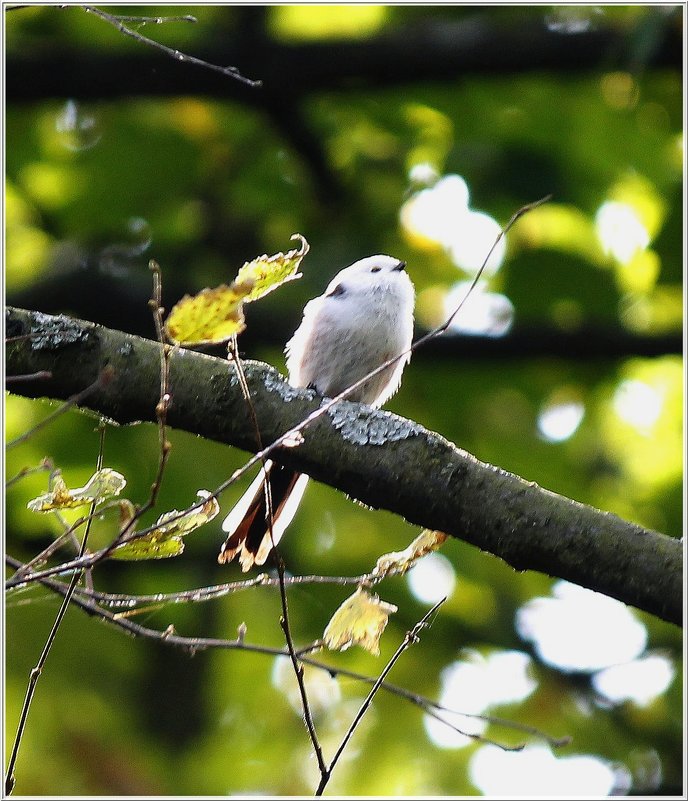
218,460,308,571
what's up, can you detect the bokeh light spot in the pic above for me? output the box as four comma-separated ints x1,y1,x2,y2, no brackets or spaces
424,650,536,749
407,553,456,604
516,581,647,672
600,71,640,111
537,397,585,442
593,654,675,706
270,5,387,41
469,744,622,796
444,281,514,337
613,379,663,431
400,174,506,275
595,201,649,264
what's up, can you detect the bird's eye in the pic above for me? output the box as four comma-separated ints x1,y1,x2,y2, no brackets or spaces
370,266,381,273
326,283,346,298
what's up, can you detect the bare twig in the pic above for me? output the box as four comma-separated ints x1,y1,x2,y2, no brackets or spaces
11,527,79,584
315,598,446,796
4,553,567,752
78,5,261,88
4,332,40,343
227,333,327,779
436,194,552,334
146,260,173,511
94,13,198,25
6,369,111,450
5,458,54,490
68,570,369,608
226,334,276,554
5,371,52,384
4,427,106,795
84,261,175,564
277,556,328,780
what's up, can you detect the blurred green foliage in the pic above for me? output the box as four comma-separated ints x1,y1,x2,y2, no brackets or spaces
4,5,683,796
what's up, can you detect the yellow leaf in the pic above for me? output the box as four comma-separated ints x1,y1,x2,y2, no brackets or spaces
163,235,308,346
111,491,220,560
372,530,448,578
27,468,127,512
164,281,250,346
235,233,309,303
323,587,397,656
152,490,220,536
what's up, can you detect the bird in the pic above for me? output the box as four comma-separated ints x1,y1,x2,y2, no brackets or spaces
218,254,415,571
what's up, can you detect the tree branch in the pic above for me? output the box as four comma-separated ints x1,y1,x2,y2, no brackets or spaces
5,306,682,626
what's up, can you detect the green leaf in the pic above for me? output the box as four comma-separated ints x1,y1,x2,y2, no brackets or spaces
27,468,127,512
110,490,220,561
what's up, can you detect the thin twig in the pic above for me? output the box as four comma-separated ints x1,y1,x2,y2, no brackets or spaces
78,5,261,88
5,497,128,590
146,260,173,511
315,598,446,796
5,458,54,490
4,427,106,796
277,556,329,780
419,703,570,750
4,553,568,751
66,570,370,608
97,13,198,25
226,334,275,554
4,332,40,343
11,528,78,584
228,334,327,778
5,371,52,384
6,369,111,450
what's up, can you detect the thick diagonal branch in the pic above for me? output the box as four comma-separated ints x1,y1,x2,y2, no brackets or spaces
5,307,682,626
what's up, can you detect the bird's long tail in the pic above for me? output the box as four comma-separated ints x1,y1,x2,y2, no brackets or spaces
218,460,309,571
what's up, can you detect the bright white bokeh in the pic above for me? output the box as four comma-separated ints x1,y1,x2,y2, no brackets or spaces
516,581,647,672
537,399,585,442
595,200,650,264
447,209,506,275
400,173,506,275
407,552,456,604
401,173,469,243
271,657,341,716
444,280,514,337
469,743,622,796
592,654,675,706
613,378,664,431
424,650,537,749
408,161,440,186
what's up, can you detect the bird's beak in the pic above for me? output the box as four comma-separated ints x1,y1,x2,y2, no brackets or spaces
394,260,407,272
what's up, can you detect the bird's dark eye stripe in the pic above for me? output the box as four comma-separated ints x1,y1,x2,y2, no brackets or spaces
370,266,381,273
326,283,346,298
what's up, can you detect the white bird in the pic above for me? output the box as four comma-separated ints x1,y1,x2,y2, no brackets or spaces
218,254,415,571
